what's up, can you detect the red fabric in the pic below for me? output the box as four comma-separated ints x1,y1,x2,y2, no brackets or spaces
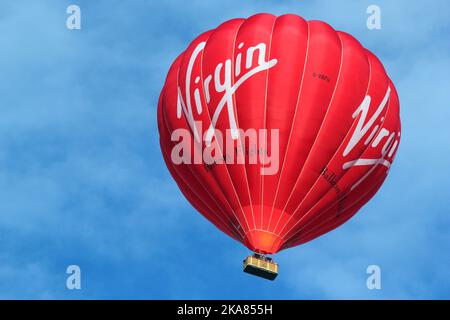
157,13,401,254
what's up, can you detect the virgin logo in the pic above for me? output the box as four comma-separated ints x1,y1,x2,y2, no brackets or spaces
342,86,400,190
177,41,278,146
172,41,280,175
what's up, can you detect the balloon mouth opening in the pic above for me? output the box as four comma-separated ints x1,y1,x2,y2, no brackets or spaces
243,230,283,254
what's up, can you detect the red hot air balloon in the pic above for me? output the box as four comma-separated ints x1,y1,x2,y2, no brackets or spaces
157,13,401,280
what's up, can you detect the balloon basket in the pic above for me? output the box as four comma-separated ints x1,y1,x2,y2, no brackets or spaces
243,253,278,281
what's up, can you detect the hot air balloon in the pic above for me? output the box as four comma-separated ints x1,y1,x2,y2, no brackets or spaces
157,13,401,280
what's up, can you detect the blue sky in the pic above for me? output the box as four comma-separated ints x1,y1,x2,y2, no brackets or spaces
0,0,449,299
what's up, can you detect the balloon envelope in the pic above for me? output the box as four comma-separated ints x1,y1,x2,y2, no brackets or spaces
158,13,401,254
